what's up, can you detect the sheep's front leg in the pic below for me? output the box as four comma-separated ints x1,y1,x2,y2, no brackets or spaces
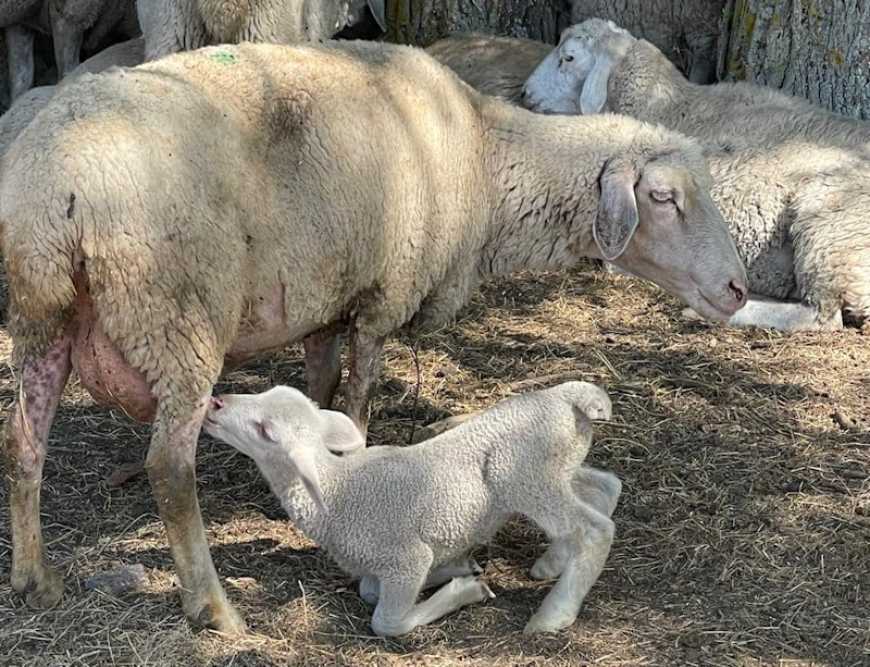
303,328,343,409
682,295,842,331
5,335,73,607
372,575,494,637
6,25,34,100
344,326,385,435
145,397,246,634
525,497,615,634
49,4,84,79
531,467,621,581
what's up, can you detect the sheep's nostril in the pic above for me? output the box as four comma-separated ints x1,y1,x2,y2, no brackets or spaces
728,279,747,305
210,396,225,411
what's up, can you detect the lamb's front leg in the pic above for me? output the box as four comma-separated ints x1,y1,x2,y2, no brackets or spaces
5,335,72,607
683,295,842,331
344,324,385,435
372,575,494,637
145,396,246,634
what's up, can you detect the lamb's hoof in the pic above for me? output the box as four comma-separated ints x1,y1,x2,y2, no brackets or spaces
529,558,561,581
13,565,64,609
359,577,379,606
470,559,484,576
451,576,494,605
523,608,576,634
680,307,706,323
191,599,248,635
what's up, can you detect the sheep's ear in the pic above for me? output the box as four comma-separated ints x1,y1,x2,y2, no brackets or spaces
594,161,639,261
290,446,327,513
319,409,366,453
366,0,386,32
579,55,613,114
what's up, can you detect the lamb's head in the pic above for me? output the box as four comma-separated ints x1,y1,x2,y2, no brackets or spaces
202,386,365,511
522,19,636,115
592,142,748,320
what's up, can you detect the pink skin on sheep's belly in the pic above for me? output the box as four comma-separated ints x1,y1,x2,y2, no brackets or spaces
70,284,310,423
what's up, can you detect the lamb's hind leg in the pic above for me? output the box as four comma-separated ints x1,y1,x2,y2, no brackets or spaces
524,494,615,634
531,467,621,580
145,396,246,633
5,334,73,607
361,555,485,605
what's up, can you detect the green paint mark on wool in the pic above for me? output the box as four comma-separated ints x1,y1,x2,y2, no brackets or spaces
209,50,238,65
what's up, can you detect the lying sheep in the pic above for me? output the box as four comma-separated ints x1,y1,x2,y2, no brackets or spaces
1,40,745,632
425,33,552,104
523,19,870,331
202,381,621,636
138,0,386,60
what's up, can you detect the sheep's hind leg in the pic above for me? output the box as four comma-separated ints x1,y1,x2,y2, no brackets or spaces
683,295,842,331
6,25,34,100
146,397,246,634
345,325,385,435
531,467,621,581
5,335,73,608
524,496,615,634
303,327,343,408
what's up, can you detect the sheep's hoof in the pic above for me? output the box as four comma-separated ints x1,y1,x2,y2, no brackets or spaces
13,565,64,609
529,558,561,581
191,599,248,635
523,608,576,634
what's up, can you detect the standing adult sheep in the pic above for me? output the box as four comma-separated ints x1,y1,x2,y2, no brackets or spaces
523,20,870,331
1,40,745,632
137,0,386,60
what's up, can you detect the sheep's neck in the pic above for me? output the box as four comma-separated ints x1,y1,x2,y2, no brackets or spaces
481,102,598,278
608,44,694,124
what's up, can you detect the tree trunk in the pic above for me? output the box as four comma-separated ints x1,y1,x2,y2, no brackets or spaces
718,0,870,119
385,0,572,47
570,0,727,82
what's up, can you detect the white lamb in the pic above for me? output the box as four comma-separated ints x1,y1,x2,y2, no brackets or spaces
202,381,621,636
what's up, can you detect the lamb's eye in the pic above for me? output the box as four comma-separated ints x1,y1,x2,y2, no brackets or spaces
562,54,575,63
650,189,674,203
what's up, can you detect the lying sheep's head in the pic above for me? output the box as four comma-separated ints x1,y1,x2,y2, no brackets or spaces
522,19,635,115
202,386,365,511
592,148,748,320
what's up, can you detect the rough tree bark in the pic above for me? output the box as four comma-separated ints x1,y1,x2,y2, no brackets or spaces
570,0,727,82
718,0,870,119
385,0,572,47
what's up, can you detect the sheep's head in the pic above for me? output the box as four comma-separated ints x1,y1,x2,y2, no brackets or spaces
522,19,636,115
592,147,748,321
202,386,365,511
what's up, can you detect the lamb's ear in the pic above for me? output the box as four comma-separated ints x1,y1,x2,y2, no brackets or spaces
366,0,386,32
319,409,366,453
579,55,614,114
594,160,639,261
290,446,327,513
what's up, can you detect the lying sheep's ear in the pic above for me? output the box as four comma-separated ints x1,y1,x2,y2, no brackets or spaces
579,54,614,114
366,0,386,32
320,409,366,453
290,446,327,513
594,160,639,261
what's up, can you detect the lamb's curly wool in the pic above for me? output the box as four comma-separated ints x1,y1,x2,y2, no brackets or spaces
203,381,621,636
524,21,870,330
1,40,744,632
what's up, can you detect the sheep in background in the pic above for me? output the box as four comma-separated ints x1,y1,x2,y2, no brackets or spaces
202,381,621,636
2,41,745,632
425,33,552,105
523,19,870,332
569,0,725,84
138,0,386,60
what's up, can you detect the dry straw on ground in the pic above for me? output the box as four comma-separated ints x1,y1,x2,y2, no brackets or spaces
1,269,868,666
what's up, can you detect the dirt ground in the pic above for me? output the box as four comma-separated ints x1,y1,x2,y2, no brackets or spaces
0,269,868,667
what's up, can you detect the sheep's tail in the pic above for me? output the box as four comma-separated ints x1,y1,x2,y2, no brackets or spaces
3,193,82,358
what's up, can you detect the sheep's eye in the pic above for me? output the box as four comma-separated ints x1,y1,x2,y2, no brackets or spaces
562,54,575,63
650,189,674,204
